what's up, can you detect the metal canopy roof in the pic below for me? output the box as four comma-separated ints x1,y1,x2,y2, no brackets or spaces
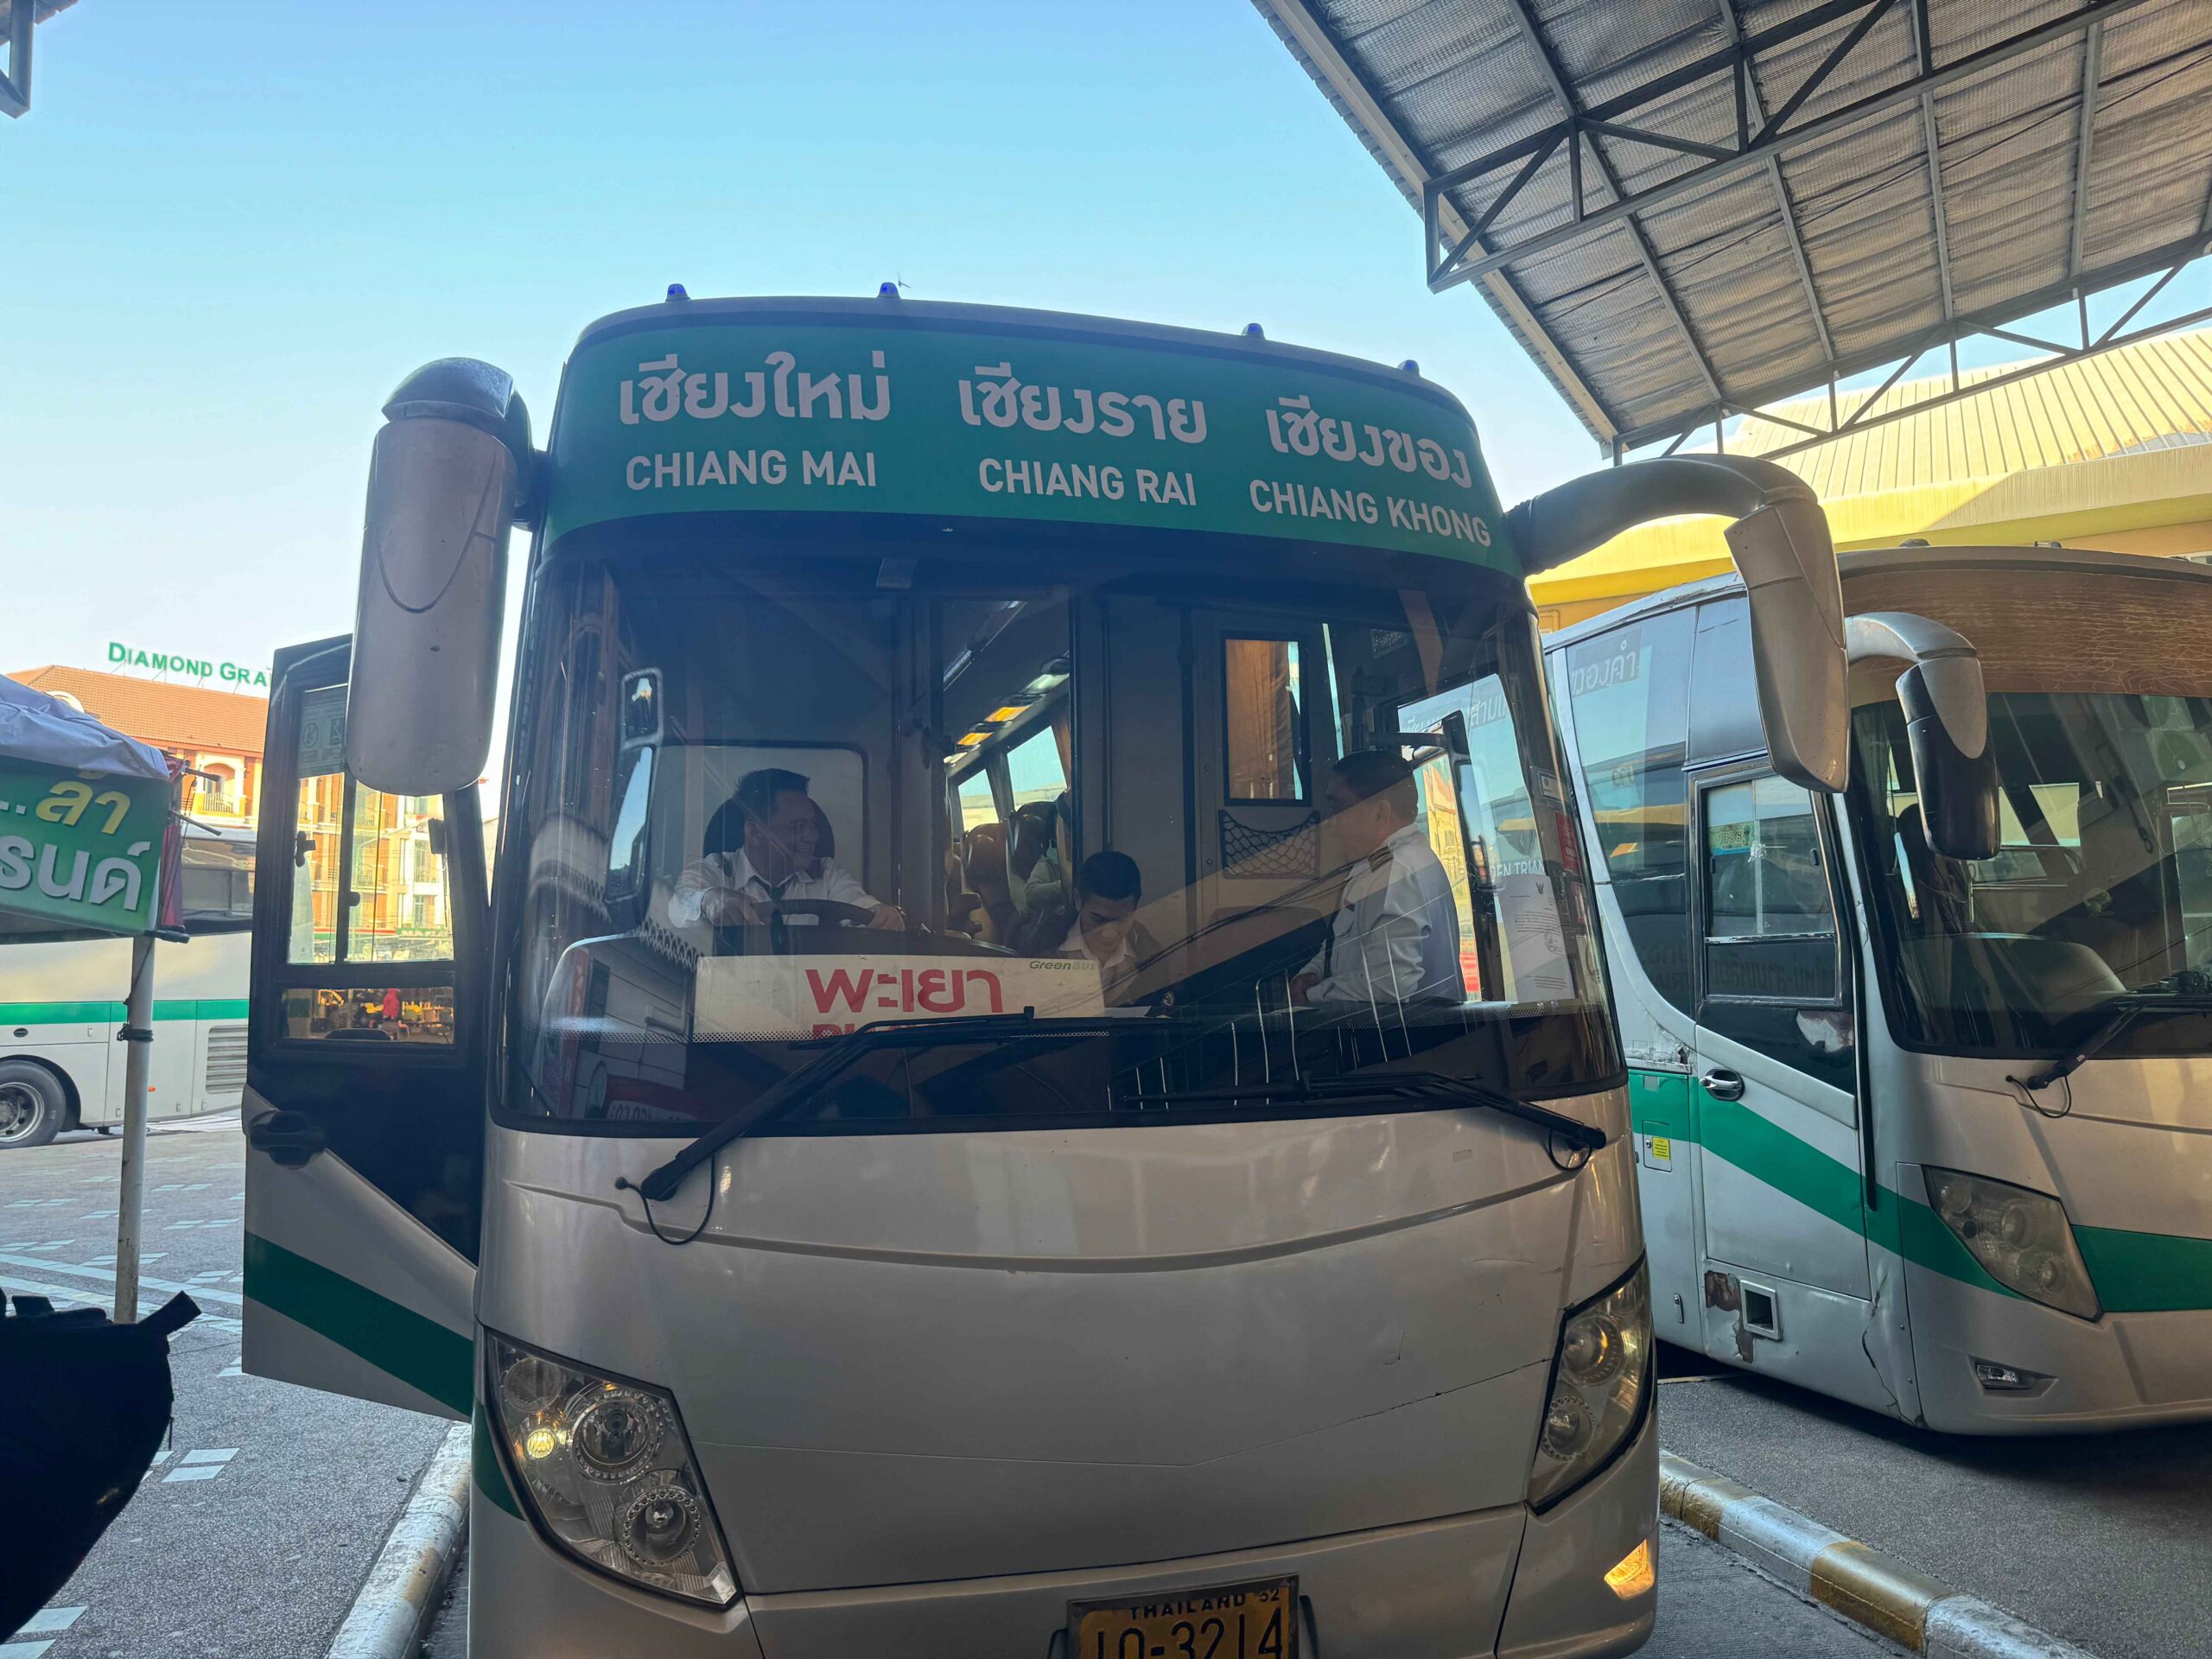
1,0,75,119
1256,0,2212,458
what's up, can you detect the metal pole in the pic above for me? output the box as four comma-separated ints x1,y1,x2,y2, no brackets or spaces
112,930,156,1323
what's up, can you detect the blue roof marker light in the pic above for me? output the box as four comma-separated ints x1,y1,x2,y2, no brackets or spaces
879,282,901,299
1243,323,1265,339
1399,359,1420,374
666,283,690,302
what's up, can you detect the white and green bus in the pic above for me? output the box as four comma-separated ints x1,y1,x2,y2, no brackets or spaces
1548,545,2212,1433
0,824,256,1149
238,293,1852,1657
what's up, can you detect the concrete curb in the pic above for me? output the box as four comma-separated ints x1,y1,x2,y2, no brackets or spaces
1660,1451,2096,1659
326,1421,471,1659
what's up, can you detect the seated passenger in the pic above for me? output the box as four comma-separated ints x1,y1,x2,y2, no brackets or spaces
669,767,905,931
1293,749,1464,1007
1050,850,1155,982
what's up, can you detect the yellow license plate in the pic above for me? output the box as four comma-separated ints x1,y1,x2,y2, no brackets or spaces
1069,1575,1299,1659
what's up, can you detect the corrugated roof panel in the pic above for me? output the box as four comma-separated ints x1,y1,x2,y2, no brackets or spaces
1261,0,2212,451
1728,327,2212,483
1788,105,1948,361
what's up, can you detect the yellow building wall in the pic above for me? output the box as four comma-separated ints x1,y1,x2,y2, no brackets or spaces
1528,329,2212,632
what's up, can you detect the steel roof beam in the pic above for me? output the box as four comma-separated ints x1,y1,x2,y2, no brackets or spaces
2067,22,2103,284
1430,0,2167,290
1495,0,1729,404
1905,0,1961,330
1615,227,2212,450
1718,0,1840,377
0,1,32,119
1739,299,2212,463
1254,0,1621,443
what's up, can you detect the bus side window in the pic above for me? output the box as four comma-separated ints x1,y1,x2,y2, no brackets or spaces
180,837,256,930
1699,775,1852,1090
1224,637,1307,803
1563,607,1694,1013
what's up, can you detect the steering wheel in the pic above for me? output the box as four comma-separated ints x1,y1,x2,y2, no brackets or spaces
763,899,878,929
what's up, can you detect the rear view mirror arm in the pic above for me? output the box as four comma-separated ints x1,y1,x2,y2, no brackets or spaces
1507,457,1847,792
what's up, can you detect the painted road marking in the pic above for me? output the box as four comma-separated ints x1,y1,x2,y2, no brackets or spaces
0,1272,243,1335
220,1357,243,1377
162,1447,238,1484
15,1607,85,1636
0,1273,241,1333
0,1251,241,1305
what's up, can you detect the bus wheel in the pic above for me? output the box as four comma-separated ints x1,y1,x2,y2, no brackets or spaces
0,1063,66,1149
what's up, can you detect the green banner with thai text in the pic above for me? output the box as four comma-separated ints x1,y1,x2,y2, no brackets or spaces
0,760,167,936
544,313,1516,570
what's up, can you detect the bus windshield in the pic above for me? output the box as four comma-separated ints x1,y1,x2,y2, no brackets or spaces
1853,689,2212,1057
501,528,1615,1131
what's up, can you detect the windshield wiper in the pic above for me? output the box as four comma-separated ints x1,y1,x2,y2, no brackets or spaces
2018,1000,2147,1092
634,1010,1128,1201
1122,1071,1607,1156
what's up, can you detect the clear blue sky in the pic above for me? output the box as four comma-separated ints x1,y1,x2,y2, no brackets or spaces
2,0,1609,685
7,3,2202,693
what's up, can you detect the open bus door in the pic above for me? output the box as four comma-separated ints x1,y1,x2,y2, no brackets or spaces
240,636,490,1420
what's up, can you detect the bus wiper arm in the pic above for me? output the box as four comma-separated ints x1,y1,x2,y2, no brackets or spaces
634,1010,1128,1202
2018,1000,2145,1091
1123,1071,1607,1156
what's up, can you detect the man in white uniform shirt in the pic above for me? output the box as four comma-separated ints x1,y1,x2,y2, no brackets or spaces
1291,749,1464,1007
668,767,906,931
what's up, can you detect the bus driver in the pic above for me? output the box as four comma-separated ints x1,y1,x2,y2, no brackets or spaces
1293,749,1464,1007
669,767,906,931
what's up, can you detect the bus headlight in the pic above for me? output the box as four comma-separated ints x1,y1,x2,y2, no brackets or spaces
486,1335,737,1606
1923,1169,2100,1321
1529,1262,1651,1510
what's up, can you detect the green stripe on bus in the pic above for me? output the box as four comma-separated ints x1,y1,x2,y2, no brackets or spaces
1625,1068,2212,1313
473,1407,522,1518
242,1230,474,1417
1696,1096,1868,1237
2076,1226,2212,1314
0,999,249,1025
0,1001,124,1024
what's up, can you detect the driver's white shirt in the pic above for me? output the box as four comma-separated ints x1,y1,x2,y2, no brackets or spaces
667,848,884,929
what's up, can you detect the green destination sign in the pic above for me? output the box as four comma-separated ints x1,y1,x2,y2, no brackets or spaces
108,641,270,689
0,760,168,935
543,312,1515,569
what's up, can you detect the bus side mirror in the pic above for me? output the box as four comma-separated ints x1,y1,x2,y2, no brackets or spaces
346,359,533,798
1505,457,1847,794
1725,497,1848,794
1848,612,2000,862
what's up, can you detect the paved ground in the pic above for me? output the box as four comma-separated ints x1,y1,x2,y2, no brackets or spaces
19,1123,2199,1659
423,1505,1891,1657
1,1115,451,1659
1656,1354,2212,1659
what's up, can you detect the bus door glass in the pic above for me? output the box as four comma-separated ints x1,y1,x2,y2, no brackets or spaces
1691,764,1869,1346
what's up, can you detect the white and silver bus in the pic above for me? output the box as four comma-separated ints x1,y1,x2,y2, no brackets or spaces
1548,545,2212,1433
0,824,256,1148
238,296,1848,1656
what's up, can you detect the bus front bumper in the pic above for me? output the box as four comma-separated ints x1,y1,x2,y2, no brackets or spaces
466,1415,1656,1658
1906,1263,2212,1433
